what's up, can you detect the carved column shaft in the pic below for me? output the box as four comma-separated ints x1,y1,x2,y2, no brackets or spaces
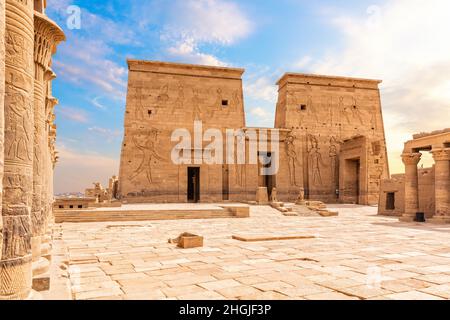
0,0,35,300
432,149,450,217
0,0,5,264
401,153,421,217
32,13,65,278
31,64,45,272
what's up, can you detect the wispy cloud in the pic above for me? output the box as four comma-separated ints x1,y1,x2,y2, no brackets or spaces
91,96,107,110
162,0,253,65
88,126,123,142
56,106,89,123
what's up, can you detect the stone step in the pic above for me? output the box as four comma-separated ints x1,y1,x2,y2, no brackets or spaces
55,210,237,223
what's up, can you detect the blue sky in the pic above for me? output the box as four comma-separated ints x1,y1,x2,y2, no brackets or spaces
46,0,450,193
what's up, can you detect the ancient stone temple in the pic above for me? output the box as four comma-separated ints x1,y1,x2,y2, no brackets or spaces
118,61,389,205
378,128,450,223
0,0,65,299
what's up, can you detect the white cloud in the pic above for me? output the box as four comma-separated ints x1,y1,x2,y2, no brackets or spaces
164,0,253,45
162,0,253,65
167,39,227,66
54,145,119,194
294,56,312,70
88,126,123,142
244,76,278,103
54,38,127,100
310,0,450,173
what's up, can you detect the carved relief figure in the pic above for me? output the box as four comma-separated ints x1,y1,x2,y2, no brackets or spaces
208,88,223,118
327,96,333,124
157,84,169,106
5,175,28,205
339,96,351,124
130,129,164,184
370,110,378,130
5,91,32,161
285,133,298,186
134,87,145,120
192,88,202,120
173,83,184,114
2,215,31,259
307,134,324,186
351,97,364,124
307,95,319,123
232,90,240,112
329,136,339,188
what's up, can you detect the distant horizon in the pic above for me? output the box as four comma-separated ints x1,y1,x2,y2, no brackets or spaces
46,0,449,194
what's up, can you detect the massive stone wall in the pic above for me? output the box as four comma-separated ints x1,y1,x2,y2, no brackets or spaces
119,61,248,202
275,74,389,204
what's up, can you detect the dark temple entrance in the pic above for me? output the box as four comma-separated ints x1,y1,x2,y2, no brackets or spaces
258,152,276,199
344,158,361,204
222,164,229,201
187,167,200,203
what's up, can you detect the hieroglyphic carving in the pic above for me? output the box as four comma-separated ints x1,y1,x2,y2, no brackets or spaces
5,30,32,71
285,132,299,186
157,84,169,107
130,129,164,184
4,89,32,162
173,83,184,114
134,87,145,120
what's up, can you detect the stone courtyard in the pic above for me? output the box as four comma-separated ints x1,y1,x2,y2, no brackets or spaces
47,205,450,300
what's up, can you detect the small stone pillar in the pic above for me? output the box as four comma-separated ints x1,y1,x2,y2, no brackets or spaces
399,153,421,222
428,148,450,224
256,187,269,204
1,0,35,300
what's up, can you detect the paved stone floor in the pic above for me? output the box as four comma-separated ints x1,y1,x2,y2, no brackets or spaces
48,205,450,300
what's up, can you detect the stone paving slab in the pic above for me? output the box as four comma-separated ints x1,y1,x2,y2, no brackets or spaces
50,204,450,300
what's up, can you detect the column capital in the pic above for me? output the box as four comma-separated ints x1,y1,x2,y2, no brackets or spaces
431,148,450,161
401,152,422,166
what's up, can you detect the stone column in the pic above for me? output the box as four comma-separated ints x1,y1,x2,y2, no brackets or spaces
428,148,450,224
0,0,35,300
31,13,64,290
399,152,421,222
0,0,6,264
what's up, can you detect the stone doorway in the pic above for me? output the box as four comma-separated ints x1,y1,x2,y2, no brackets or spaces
187,167,200,203
345,158,361,204
259,152,276,200
222,164,229,201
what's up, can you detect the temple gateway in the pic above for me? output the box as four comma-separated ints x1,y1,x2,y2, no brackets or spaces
118,60,389,205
